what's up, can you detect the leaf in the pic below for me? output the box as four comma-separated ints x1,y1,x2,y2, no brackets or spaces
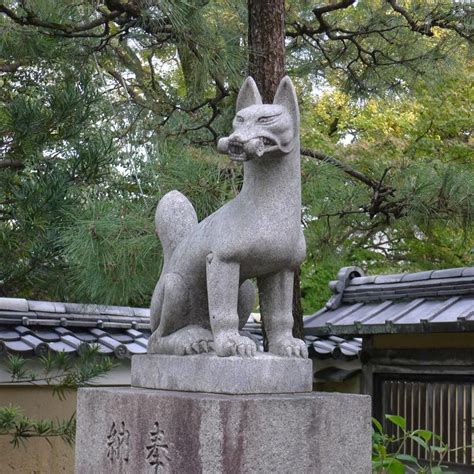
386,459,406,474
385,414,406,431
372,417,383,434
409,434,429,451
410,429,433,442
394,453,418,463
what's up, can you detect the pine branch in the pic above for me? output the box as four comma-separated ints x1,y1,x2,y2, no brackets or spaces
301,147,389,191
0,406,76,447
386,0,472,40
0,3,123,38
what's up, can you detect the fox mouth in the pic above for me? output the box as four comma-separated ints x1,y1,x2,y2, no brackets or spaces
229,141,245,158
261,137,276,146
228,137,277,161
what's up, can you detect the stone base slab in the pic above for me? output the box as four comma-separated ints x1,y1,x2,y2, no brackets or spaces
75,387,371,474
131,353,313,394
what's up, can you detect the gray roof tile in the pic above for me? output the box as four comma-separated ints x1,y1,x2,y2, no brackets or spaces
28,300,66,313
431,268,465,279
73,332,98,342
124,342,147,354
33,330,61,342
64,303,103,315
401,271,433,282
54,327,72,336
21,334,46,349
14,326,32,335
374,273,406,284
126,328,144,338
98,336,123,350
48,341,76,353
313,340,337,353
463,267,474,277
61,334,86,349
0,311,31,320
132,308,150,318
97,305,134,317
0,329,20,341
339,342,360,357
95,342,114,354
349,276,376,286
89,328,107,337
133,337,149,348
101,322,133,330
4,340,33,352
108,333,134,343
0,298,28,312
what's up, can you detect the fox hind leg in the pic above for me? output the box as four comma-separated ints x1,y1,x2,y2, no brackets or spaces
148,273,211,354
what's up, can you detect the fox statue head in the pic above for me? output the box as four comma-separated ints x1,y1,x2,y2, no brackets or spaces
217,76,300,162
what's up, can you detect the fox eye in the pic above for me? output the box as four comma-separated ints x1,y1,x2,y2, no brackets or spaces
235,116,244,123
257,116,274,124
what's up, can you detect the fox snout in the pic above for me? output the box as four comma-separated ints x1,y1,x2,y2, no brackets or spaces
217,136,265,161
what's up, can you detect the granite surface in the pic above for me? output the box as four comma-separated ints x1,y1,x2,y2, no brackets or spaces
148,76,307,360
75,387,371,474
131,353,313,394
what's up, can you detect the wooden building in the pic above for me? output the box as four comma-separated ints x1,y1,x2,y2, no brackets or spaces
305,266,474,471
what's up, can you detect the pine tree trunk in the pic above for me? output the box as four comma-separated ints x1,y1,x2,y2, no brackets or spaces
248,0,285,102
247,0,305,344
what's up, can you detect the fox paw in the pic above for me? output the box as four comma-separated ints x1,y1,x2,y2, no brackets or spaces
214,332,256,357
269,336,308,358
148,325,213,355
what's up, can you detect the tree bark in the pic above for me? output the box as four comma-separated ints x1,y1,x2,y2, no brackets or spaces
247,0,305,344
248,0,286,103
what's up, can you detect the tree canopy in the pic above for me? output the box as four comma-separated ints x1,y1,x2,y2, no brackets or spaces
0,0,472,311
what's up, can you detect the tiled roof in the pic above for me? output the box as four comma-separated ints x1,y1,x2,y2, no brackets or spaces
305,266,474,336
0,298,362,359
0,298,151,358
246,317,362,360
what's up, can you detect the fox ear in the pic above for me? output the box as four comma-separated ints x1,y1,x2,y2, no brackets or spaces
236,77,262,112
273,76,299,125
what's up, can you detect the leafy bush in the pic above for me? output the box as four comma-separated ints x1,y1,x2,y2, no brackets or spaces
372,414,469,473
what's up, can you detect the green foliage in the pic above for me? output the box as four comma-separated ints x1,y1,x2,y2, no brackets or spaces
372,414,470,473
0,346,114,446
0,405,76,448
299,55,473,312
2,346,115,394
0,26,118,299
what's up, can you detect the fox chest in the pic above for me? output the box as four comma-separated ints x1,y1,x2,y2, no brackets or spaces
211,212,305,275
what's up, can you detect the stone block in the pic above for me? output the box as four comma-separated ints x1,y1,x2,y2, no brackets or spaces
131,353,312,394
75,387,371,474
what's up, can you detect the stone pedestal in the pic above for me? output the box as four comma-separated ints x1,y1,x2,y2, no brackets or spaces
131,353,313,394
75,387,371,474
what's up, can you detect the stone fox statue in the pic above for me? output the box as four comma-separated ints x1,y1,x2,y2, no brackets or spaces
148,76,307,358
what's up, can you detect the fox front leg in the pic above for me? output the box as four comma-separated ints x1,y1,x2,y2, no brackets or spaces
206,253,256,357
258,270,308,358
